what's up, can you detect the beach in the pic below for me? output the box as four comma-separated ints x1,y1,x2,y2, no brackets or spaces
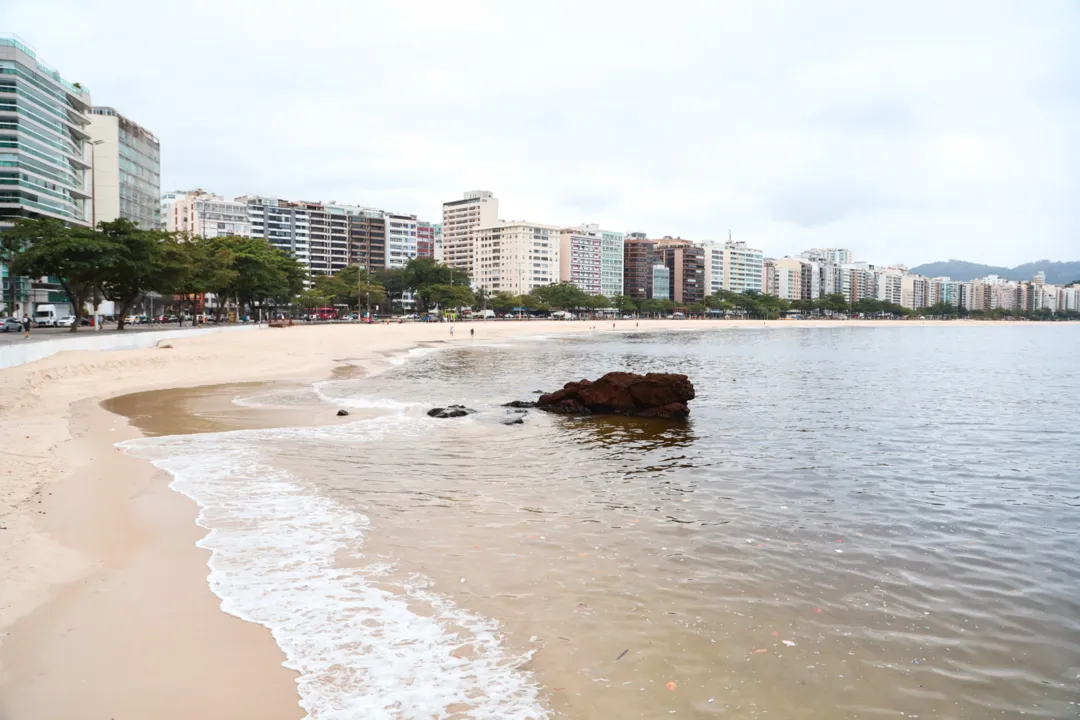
1,318,1076,719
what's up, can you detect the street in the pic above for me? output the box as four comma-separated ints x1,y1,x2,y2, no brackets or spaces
0,322,231,345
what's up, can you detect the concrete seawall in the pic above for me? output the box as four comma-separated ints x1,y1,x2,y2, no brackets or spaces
0,325,257,370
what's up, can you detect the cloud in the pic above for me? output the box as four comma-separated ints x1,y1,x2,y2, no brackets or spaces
3,0,1077,265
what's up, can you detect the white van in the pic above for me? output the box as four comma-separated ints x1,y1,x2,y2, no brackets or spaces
33,304,67,327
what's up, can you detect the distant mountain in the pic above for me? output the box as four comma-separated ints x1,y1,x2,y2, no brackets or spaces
908,259,1080,285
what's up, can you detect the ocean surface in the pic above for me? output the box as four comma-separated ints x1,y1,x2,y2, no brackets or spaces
122,326,1080,719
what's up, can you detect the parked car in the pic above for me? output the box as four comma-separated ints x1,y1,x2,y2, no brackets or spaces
1,317,22,332
56,315,77,327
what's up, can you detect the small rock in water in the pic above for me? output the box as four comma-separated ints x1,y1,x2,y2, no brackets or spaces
502,400,537,409
501,416,525,425
428,405,474,419
336,409,349,416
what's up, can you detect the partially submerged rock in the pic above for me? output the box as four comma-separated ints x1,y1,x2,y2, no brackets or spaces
535,372,695,419
336,409,350,417
502,400,537,409
427,405,474,419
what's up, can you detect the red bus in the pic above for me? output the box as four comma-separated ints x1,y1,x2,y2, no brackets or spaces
314,307,338,320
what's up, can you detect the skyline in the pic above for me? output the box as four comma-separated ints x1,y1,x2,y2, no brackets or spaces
3,1,1078,266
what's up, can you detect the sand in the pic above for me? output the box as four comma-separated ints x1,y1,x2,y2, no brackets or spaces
0,318,1046,718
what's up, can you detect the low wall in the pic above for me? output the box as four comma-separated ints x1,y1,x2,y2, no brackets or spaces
0,325,257,370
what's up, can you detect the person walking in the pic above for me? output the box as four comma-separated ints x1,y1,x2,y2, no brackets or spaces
470,327,475,339
450,324,455,337
21,314,31,339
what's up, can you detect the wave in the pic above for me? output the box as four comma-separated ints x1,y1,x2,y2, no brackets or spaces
119,417,549,719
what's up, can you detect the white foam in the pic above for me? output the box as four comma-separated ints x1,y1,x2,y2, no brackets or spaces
311,380,420,411
388,346,440,366
120,417,549,720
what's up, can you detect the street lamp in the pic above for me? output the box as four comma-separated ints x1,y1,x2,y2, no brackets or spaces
89,139,104,332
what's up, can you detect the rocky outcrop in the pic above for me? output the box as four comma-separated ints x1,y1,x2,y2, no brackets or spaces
502,400,537,409
336,409,350,417
427,405,474,419
535,372,695,419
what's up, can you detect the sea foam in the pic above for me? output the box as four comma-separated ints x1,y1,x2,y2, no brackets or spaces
120,415,548,719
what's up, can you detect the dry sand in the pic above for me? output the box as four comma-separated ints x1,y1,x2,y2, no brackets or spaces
0,318,1037,718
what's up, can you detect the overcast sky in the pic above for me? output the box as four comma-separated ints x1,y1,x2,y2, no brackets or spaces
4,0,1077,266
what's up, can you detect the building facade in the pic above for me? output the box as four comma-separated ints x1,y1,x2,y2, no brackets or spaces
655,238,705,306
1,36,93,314
559,225,603,295
442,190,498,278
385,212,417,269
475,221,559,295
163,190,251,238
87,107,160,229
723,240,764,293
416,221,437,258
347,208,387,272
771,257,804,300
0,36,92,228
701,242,725,297
651,264,671,301
599,227,625,298
623,234,655,300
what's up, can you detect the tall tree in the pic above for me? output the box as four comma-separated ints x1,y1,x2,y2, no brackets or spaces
0,218,112,332
97,219,186,330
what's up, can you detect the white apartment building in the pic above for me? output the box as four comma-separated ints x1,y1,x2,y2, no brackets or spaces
559,226,603,295
240,195,310,269
162,190,251,238
442,190,498,277
875,269,903,305
87,107,160,229
385,213,418,269
771,257,804,300
901,274,929,309
701,242,726,296
723,240,764,293
475,221,559,294
599,227,625,298
807,247,853,266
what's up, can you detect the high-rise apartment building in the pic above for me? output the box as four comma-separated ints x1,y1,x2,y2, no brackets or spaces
87,107,160,229
771,257,804,300
1,36,94,314
442,190,498,277
475,221,559,294
347,209,387,272
722,240,764,293
242,195,310,268
651,265,671,301
623,234,655,300
875,269,903,305
385,213,418,269
701,242,726,296
417,221,438,258
598,227,625,298
655,238,705,306
0,37,93,228
807,247,853,266
163,190,251,238
559,226,603,295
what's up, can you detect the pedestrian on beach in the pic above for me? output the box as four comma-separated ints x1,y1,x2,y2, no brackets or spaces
21,314,30,339
470,327,474,338
450,324,455,337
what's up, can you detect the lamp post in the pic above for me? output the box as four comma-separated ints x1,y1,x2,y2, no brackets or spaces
88,139,104,332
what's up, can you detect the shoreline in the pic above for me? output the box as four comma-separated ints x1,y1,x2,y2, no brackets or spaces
0,319,1073,717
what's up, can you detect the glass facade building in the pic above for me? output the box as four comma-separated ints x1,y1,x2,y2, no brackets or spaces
0,35,92,228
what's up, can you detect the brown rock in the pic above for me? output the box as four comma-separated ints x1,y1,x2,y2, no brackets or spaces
535,372,695,419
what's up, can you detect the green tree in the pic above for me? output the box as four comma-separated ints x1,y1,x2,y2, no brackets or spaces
426,283,475,310
96,220,187,330
489,291,519,314
375,268,409,314
531,282,591,311
0,218,112,332
815,293,850,315
612,295,639,314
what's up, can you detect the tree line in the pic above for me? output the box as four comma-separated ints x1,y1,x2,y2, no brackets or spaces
1,218,305,330
3,217,1074,331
